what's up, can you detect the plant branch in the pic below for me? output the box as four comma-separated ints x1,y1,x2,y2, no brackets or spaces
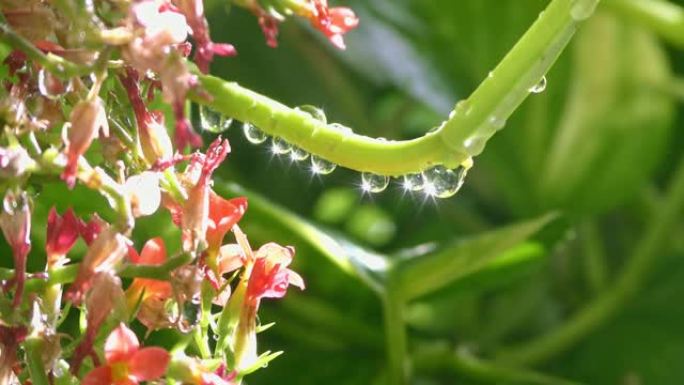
23,337,50,385
382,274,409,385
497,154,684,365
191,0,599,175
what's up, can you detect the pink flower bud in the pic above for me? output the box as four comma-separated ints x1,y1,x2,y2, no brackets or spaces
62,98,109,189
46,207,80,264
0,190,31,307
65,227,129,305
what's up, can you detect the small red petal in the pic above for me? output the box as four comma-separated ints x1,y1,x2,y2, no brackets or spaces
105,323,140,363
82,366,113,385
138,238,167,265
128,347,170,381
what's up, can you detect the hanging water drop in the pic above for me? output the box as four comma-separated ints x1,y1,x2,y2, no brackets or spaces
297,105,327,123
289,146,309,161
570,0,598,21
271,137,292,155
529,76,547,94
243,122,268,144
38,69,70,100
361,173,389,193
423,165,468,199
402,173,425,192
200,105,232,133
310,155,336,175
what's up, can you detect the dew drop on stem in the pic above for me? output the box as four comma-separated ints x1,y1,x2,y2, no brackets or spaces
290,146,309,161
271,137,292,155
423,165,468,198
297,105,328,124
310,155,336,175
570,0,598,21
243,122,268,144
361,173,390,193
402,173,426,192
529,76,547,94
200,105,233,133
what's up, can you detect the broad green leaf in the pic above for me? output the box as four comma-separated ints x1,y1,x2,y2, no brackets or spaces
395,213,557,301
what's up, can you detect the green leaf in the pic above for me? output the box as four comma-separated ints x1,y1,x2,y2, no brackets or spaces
539,10,674,214
395,213,557,301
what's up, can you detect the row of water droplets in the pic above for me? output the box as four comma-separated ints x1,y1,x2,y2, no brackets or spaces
199,104,471,199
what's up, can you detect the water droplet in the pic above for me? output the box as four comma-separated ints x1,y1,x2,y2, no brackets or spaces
289,146,309,161
329,122,353,134
570,0,598,21
297,105,327,123
423,165,468,198
243,122,268,144
463,136,488,156
361,173,389,193
38,69,70,100
212,333,219,341
200,105,232,133
270,137,292,155
310,155,336,175
402,173,425,192
488,115,506,131
529,76,547,94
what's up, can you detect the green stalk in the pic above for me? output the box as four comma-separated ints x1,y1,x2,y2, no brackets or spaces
498,155,684,365
383,275,409,385
192,0,598,175
604,0,684,47
23,337,50,385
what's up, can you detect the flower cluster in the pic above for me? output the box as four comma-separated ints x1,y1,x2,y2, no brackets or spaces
0,0,344,383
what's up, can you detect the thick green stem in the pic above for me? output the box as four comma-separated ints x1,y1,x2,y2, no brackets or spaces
498,155,684,365
191,0,598,175
605,0,684,47
383,275,409,385
24,337,50,385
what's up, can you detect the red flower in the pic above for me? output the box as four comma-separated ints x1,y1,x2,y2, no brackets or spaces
181,138,230,253
125,238,174,330
83,323,170,385
257,12,280,48
79,214,106,246
206,193,247,256
246,243,304,305
309,0,359,49
46,207,80,264
0,190,31,307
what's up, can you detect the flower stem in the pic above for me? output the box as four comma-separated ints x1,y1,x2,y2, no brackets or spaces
192,0,598,175
497,154,684,365
23,337,50,385
382,274,409,385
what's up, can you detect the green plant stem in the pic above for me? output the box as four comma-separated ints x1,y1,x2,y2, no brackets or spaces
414,344,582,385
382,275,409,385
192,0,597,175
604,0,684,47
0,253,192,292
23,337,50,385
580,220,608,295
497,155,684,366
0,21,88,78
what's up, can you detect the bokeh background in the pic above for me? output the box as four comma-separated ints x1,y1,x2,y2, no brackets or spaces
6,0,684,384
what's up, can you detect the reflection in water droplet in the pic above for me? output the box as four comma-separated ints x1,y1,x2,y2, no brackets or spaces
271,137,292,155
310,155,336,175
329,122,353,134
488,115,506,131
243,122,268,144
200,105,232,133
289,146,309,161
529,76,547,94
570,0,598,21
463,136,488,156
423,165,468,198
38,69,70,100
297,105,327,124
402,173,425,192
361,173,389,193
